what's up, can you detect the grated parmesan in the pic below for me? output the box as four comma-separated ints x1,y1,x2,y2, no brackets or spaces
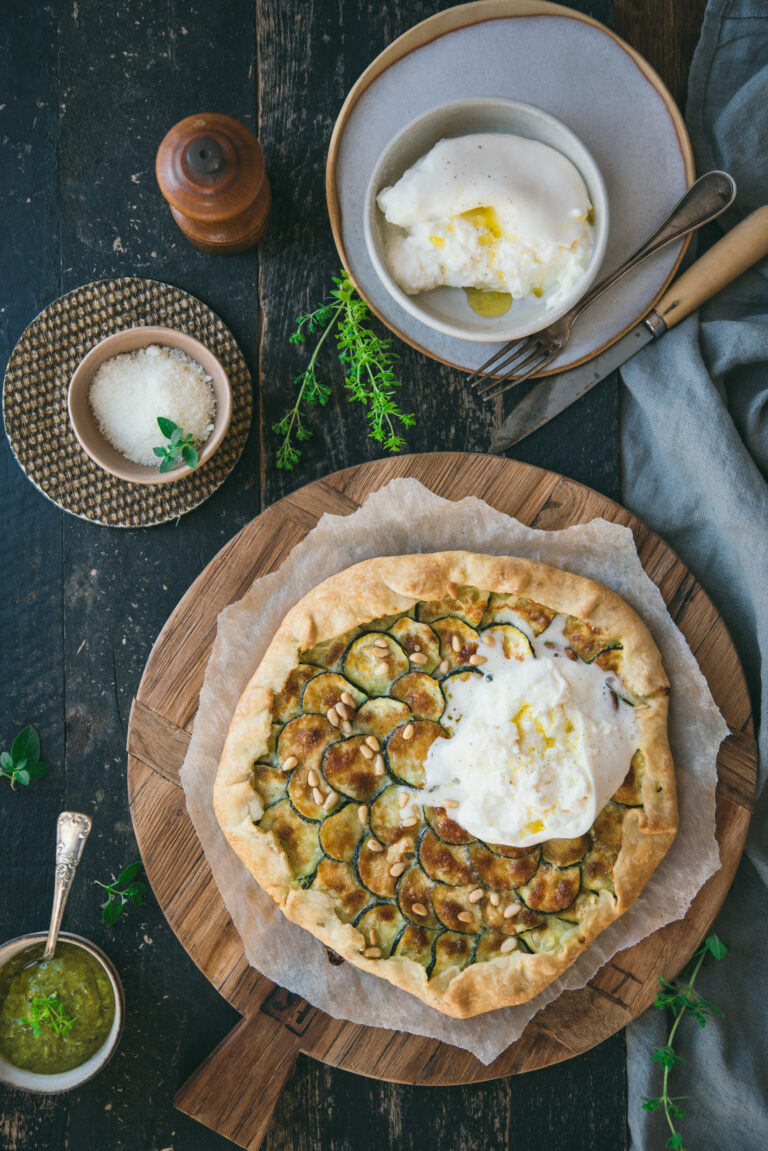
88,344,216,467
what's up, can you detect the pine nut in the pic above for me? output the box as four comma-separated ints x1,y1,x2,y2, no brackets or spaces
335,701,350,720
439,660,450,675
457,911,473,923
368,840,384,853
501,937,518,954
398,792,409,809
373,638,389,650
411,903,427,917
389,862,406,878
504,903,521,919
469,888,484,903
307,769,319,787
327,707,340,727
369,929,377,945
365,736,380,752
341,692,355,708
410,652,428,666
489,892,500,907
357,805,369,825
402,817,417,828
281,755,299,772
374,661,390,676
402,723,415,741
341,721,353,735
360,744,374,760
469,654,487,666
312,787,324,806
363,947,382,958
451,635,461,653
323,791,336,810
443,799,460,809
373,755,386,775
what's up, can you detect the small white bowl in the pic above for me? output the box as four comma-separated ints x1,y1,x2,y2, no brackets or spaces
0,932,124,1094
68,326,232,485
364,97,609,343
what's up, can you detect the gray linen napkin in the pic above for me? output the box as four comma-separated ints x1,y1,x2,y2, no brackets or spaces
622,0,768,1146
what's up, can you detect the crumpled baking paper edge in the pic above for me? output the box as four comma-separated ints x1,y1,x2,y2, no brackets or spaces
179,478,727,1065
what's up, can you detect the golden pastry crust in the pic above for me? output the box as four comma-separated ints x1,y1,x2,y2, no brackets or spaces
214,552,677,1017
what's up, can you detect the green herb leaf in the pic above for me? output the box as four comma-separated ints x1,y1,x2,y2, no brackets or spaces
0,752,12,770
12,725,40,764
117,861,142,885
19,993,77,1039
159,454,177,473
181,445,199,468
157,416,178,438
102,897,123,926
705,935,729,961
14,768,30,786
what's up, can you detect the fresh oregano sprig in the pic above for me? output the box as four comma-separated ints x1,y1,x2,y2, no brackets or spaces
0,725,49,789
153,417,199,472
95,861,148,925
642,933,729,1150
19,993,77,1038
274,270,415,470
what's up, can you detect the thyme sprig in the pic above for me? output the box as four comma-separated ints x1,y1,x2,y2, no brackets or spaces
19,993,77,1038
642,933,729,1150
274,271,415,470
153,418,199,472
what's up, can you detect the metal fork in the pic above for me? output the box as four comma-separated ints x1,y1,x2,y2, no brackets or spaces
469,170,736,402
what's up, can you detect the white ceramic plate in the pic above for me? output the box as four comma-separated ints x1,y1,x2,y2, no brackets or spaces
327,0,694,375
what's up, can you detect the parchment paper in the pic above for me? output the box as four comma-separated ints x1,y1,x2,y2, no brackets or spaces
179,479,727,1065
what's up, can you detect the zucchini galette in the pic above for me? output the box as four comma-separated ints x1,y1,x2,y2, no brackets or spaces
214,552,676,1018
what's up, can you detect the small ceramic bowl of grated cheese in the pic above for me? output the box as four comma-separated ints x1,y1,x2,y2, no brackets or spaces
364,98,609,342
67,327,232,484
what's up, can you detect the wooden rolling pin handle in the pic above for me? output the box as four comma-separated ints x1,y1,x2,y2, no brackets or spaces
655,205,768,328
174,1013,303,1151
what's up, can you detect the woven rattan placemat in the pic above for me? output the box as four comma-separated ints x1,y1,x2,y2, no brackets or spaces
3,277,252,527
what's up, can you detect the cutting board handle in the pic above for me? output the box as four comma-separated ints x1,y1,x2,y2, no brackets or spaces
174,1012,304,1150
656,205,768,327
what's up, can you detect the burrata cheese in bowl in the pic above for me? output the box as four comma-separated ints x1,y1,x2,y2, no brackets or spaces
364,99,608,342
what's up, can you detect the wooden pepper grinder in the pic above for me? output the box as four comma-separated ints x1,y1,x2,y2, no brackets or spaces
155,113,271,254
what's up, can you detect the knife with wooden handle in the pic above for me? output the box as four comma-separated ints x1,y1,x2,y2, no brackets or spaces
489,206,768,453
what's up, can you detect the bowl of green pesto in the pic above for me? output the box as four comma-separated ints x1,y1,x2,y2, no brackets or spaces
0,931,124,1093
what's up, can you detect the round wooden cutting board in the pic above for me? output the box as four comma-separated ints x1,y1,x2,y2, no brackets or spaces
126,453,756,1151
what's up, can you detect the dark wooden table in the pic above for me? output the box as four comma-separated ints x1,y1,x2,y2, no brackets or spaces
0,1,707,1147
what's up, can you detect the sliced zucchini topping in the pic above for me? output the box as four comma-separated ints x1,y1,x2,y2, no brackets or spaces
322,736,390,802
276,664,323,723
353,697,412,740
311,858,371,922
481,593,556,636
390,672,445,721
355,903,407,957
386,719,446,787
417,586,490,627
249,585,641,974
259,799,322,880
518,861,581,913
419,829,475,886
430,618,481,670
342,633,409,695
387,618,441,673
430,930,476,978
302,672,366,716
319,802,366,861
